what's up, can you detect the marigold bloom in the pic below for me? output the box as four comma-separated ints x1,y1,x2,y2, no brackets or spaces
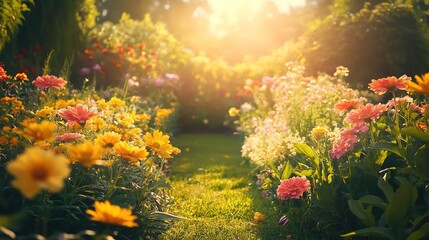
22,120,57,142
107,96,125,109
113,141,148,165
35,106,55,118
345,103,387,125
6,147,70,199
96,131,122,148
276,176,311,200
58,104,98,123
86,200,138,228
407,73,429,96
14,73,28,81
32,75,67,90
0,66,9,82
67,141,104,168
56,133,85,142
250,212,267,226
369,75,410,95
143,130,175,158
334,98,366,115
228,107,240,117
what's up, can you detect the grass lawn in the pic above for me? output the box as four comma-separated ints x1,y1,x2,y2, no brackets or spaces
161,133,288,240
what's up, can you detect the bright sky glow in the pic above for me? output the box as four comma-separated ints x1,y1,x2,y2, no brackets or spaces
199,0,306,38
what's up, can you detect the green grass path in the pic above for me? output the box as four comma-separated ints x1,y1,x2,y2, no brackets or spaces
161,133,286,240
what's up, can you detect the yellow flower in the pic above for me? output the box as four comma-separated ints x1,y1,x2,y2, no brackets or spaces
250,212,266,226
96,132,122,148
311,126,329,141
156,108,173,119
96,99,108,111
130,96,140,103
85,116,107,132
115,112,135,128
6,147,70,199
35,106,55,118
113,141,148,165
14,73,28,81
408,73,429,95
67,141,104,168
22,120,57,142
123,128,142,141
86,200,138,228
55,99,82,109
137,113,151,122
107,96,125,109
228,107,239,117
143,130,175,158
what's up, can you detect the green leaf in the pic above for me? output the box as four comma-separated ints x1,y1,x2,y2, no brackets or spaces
348,199,367,222
369,142,403,158
377,175,394,203
281,161,293,180
348,199,376,226
386,180,417,231
402,127,429,142
375,150,388,165
359,195,387,210
407,222,429,240
149,211,188,221
414,145,429,177
341,227,395,239
294,143,316,159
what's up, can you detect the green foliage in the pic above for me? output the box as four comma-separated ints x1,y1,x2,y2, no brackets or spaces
303,2,429,87
0,0,33,51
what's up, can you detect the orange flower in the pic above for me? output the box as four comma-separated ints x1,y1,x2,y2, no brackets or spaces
22,120,57,142
14,73,28,81
369,75,410,95
0,66,9,82
345,103,387,125
113,141,148,165
32,75,67,90
86,200,138,227
7,147,70,199
334,98,366,115
58,104,98,123
407,73,429,96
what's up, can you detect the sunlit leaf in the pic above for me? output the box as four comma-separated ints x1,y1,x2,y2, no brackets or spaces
402,127,429,142
281,161,293,180
386,180,417,230
341,227,395,238
407,222,429,240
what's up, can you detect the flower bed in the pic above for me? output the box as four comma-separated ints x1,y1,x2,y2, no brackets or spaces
232,65,429,239
0,65,181,239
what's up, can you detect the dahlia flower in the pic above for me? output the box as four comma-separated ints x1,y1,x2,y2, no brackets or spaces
345,103,387,125
58,104,98,123
276,176,311,200
369,75,410,95
32,75,67,90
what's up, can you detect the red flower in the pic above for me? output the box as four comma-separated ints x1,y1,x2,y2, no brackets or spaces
32,75,67,90
334,98,366,115
58,104,98,123
345,103,387,125
84,49,90,55
369,75,410,95
276,176,311,200
0,66,9,82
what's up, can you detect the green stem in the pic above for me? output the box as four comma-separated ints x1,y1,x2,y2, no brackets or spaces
392,91,403,149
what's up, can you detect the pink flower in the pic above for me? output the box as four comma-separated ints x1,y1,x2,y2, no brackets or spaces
330,122,369,160
345,103,387,125
276,176,311,200
369,75,410,95
56,133,85,142
58,104,98,123
386,96,414,109
334,98,366,115
32,75,67,90
0,66,9,82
